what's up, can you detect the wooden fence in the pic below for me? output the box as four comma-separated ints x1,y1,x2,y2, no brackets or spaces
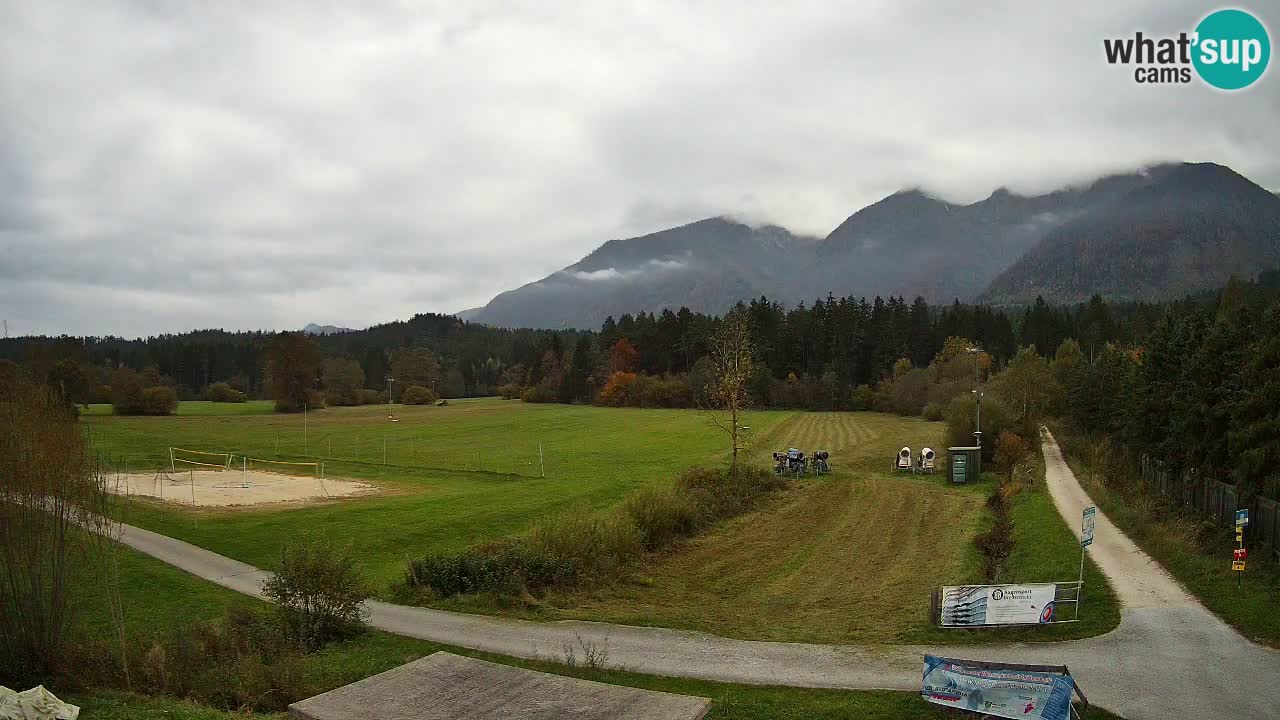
1140,456,1280,559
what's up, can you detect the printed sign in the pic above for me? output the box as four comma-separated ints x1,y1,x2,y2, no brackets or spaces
1081,506,1096,548
922,655,1075,720
940,584,1059,627
1233,561,1247,572
1235,509,1249,527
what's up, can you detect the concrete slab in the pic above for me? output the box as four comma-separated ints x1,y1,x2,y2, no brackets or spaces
288,652,711,720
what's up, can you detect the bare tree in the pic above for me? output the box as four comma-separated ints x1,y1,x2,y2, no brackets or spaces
1,374,114,682
702,306,754,468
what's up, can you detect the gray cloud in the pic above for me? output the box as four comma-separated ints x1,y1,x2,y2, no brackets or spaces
1,1,1277,336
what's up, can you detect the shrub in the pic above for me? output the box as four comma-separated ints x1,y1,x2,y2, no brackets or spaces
408,465,790,599
623,488,702,550
520,385,556,403
850,384,875,411
526,508,642,584
109,366,146,414
357,388,381,405
74,604,315,713
922,402,944,421
944,393,1020,461
496,383,524,400
677,466,787,520
401,385,439,405
1,376,107,683
596,372,638,406
891,368,930,416
205,382,247,403
261,538,370,651
140,386,178,415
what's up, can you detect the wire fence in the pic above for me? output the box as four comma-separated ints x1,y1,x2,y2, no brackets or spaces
99,432,551,481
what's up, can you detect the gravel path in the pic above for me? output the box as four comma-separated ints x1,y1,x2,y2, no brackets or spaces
116,430,1280,719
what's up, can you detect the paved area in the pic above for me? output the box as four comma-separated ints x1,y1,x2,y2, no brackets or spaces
288,651,710,720
116,431,1280,720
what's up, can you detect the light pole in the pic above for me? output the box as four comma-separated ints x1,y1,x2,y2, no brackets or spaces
968,346,983,447
386,376,395,420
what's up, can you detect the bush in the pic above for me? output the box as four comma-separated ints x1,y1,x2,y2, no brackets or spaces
623,488,702,550
1,376,107,683
596,372,638,406
408,510,641,597
408,465,790,599
677,466,788,520
850,384,875,411
401,385,439,405
496,383,524,400
205,382,247,403
140,386,178,415
922,402,944,421
74,604,315,713
944,393,1021,462
356,388,381,405
261,538,370,651
520,385,556,403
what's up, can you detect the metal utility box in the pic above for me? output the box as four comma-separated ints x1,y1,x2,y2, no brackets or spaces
948,447,981,484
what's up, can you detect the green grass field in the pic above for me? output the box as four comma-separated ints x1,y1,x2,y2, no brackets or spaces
62,543,1120,720
82,400,1117,644
88,399,793,591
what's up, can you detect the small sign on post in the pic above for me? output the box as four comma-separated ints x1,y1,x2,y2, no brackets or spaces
1076,506,1095,621
1233,509,1248,585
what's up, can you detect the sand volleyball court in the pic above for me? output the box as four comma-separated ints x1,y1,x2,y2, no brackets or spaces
108,469,376,508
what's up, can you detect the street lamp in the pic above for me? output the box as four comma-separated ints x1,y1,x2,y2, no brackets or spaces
386,376,395,420
967,347,983,447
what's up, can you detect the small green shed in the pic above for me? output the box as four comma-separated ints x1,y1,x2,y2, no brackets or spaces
948,446,981,484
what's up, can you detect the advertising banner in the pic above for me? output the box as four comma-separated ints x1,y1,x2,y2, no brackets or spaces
922,655,1075,720
940,583,1058,627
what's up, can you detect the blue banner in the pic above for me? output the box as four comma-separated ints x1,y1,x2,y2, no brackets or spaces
922,655,1075,720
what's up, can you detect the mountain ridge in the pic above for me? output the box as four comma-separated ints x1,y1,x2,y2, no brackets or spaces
468,163,1280,328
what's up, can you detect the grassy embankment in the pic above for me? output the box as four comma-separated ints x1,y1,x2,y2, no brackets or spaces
62,543,1120,720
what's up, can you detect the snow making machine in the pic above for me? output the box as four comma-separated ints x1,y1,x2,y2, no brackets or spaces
812,450,831,475
896,446,914,473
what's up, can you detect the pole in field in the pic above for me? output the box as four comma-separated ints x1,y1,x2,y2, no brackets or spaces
968,346,983,448
539,442,545,478
304,402,308,454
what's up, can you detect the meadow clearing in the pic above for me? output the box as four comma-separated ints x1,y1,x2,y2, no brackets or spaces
83,398,1116,644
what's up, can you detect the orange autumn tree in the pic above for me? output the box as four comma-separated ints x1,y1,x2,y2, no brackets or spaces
610,338,639,374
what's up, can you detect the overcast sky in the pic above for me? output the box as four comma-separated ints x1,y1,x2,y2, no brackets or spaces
1,1,1277,337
